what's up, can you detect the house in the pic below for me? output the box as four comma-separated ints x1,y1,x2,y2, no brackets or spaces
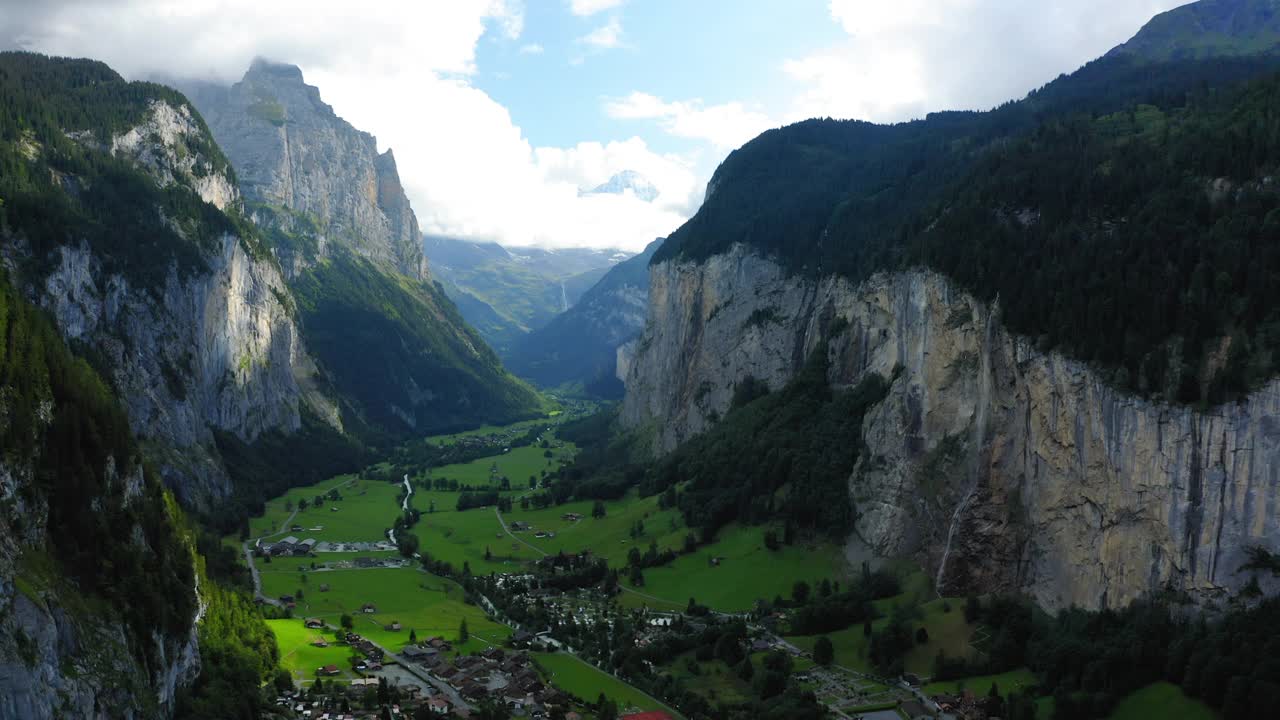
299,538,318,552
510,521,530,531
281,536,299,546
318,665,340,676
319,583,330,592
306,618,325,629
311,639,329,648
361,603,377,613
428,697,451,715
511,630,533,645
350,678,379,688
401,646,430,660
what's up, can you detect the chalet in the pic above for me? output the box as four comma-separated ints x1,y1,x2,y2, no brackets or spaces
427,697,451,714
299,538,318,552
510,629,534,645
401,645,430,660
311,639,329,648
384,621,402,631
318,664,340,676
306,618,325,629
361,603,377,613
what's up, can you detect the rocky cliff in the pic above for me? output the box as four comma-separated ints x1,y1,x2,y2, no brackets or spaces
0,461,201,720
1,81,338,507
179,60,428,280
622,245,1280,610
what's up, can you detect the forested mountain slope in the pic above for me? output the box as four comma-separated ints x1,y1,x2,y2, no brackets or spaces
624,1,1280,610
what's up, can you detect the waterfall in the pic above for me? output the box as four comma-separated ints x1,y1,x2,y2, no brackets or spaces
936,306,995,595
560,281,569,312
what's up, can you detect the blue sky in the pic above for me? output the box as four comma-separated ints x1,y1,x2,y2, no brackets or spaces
475,1,844,155
1,0,1189,251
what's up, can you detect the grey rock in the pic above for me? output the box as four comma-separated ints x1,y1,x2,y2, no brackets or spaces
622,245,1280,610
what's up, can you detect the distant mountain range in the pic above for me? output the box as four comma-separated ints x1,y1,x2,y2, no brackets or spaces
424,234,633,354
505,238,663,396
581,169,660,202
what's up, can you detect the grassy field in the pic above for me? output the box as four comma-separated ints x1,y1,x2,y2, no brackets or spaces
627,525,848,612
534,652,680,716
426,418,554,444
259,566,507,653
267,618,357,683
923,667,1038,698
245,475,403,543
1107,683,1218,720
422,442,575,488
414,503,542,575
505,490,687,566
664,652,753,706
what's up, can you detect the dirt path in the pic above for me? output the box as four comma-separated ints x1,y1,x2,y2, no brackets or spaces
242,476,358,604
494,507,548,557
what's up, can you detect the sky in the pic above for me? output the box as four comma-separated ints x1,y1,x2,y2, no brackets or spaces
0,0,1191,251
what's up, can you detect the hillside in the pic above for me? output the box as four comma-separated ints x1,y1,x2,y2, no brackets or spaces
624,3,1280,610
1108,0,1280,60
506,238,663,395
0,51,339,506
425,234,632,354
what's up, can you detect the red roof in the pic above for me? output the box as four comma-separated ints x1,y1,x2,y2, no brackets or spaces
621,713,673,720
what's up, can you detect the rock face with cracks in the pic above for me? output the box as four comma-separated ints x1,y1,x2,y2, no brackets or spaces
623,244,1280,610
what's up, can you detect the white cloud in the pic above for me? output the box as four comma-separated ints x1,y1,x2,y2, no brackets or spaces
518,42,544,54
579,17,623,49
605,91,775,150
569,0,625,17
0,0,684,251
784,0,1188,124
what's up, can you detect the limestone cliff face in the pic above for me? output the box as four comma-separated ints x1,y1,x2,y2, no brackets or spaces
622,245,1280,610
180,60,428,279
39,237,335,505
7,98,337,506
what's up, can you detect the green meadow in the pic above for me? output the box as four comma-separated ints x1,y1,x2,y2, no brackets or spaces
247,475,403,543
1106,683,1218,720
421,442,575,488
503,491,688,566
413,502,541,575
533,652,680,717
267,618,357,683
259,566,507,653
628,525,848,612
922,667,1038,697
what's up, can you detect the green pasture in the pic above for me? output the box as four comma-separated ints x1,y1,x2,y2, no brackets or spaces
534,652,679,716
1107,683,1218,720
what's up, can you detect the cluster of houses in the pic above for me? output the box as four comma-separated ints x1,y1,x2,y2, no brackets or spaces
260,535,318,557
927,690,1003,719
403,647,567,717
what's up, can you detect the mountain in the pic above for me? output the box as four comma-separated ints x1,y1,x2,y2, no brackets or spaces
506,238,662,395
0,51,297,718
1108,0,1280,60
582,169,659,202
623,8,1280,610
177,61,543,442
176,59,427,279
0,52,338,508
424,234,633,354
